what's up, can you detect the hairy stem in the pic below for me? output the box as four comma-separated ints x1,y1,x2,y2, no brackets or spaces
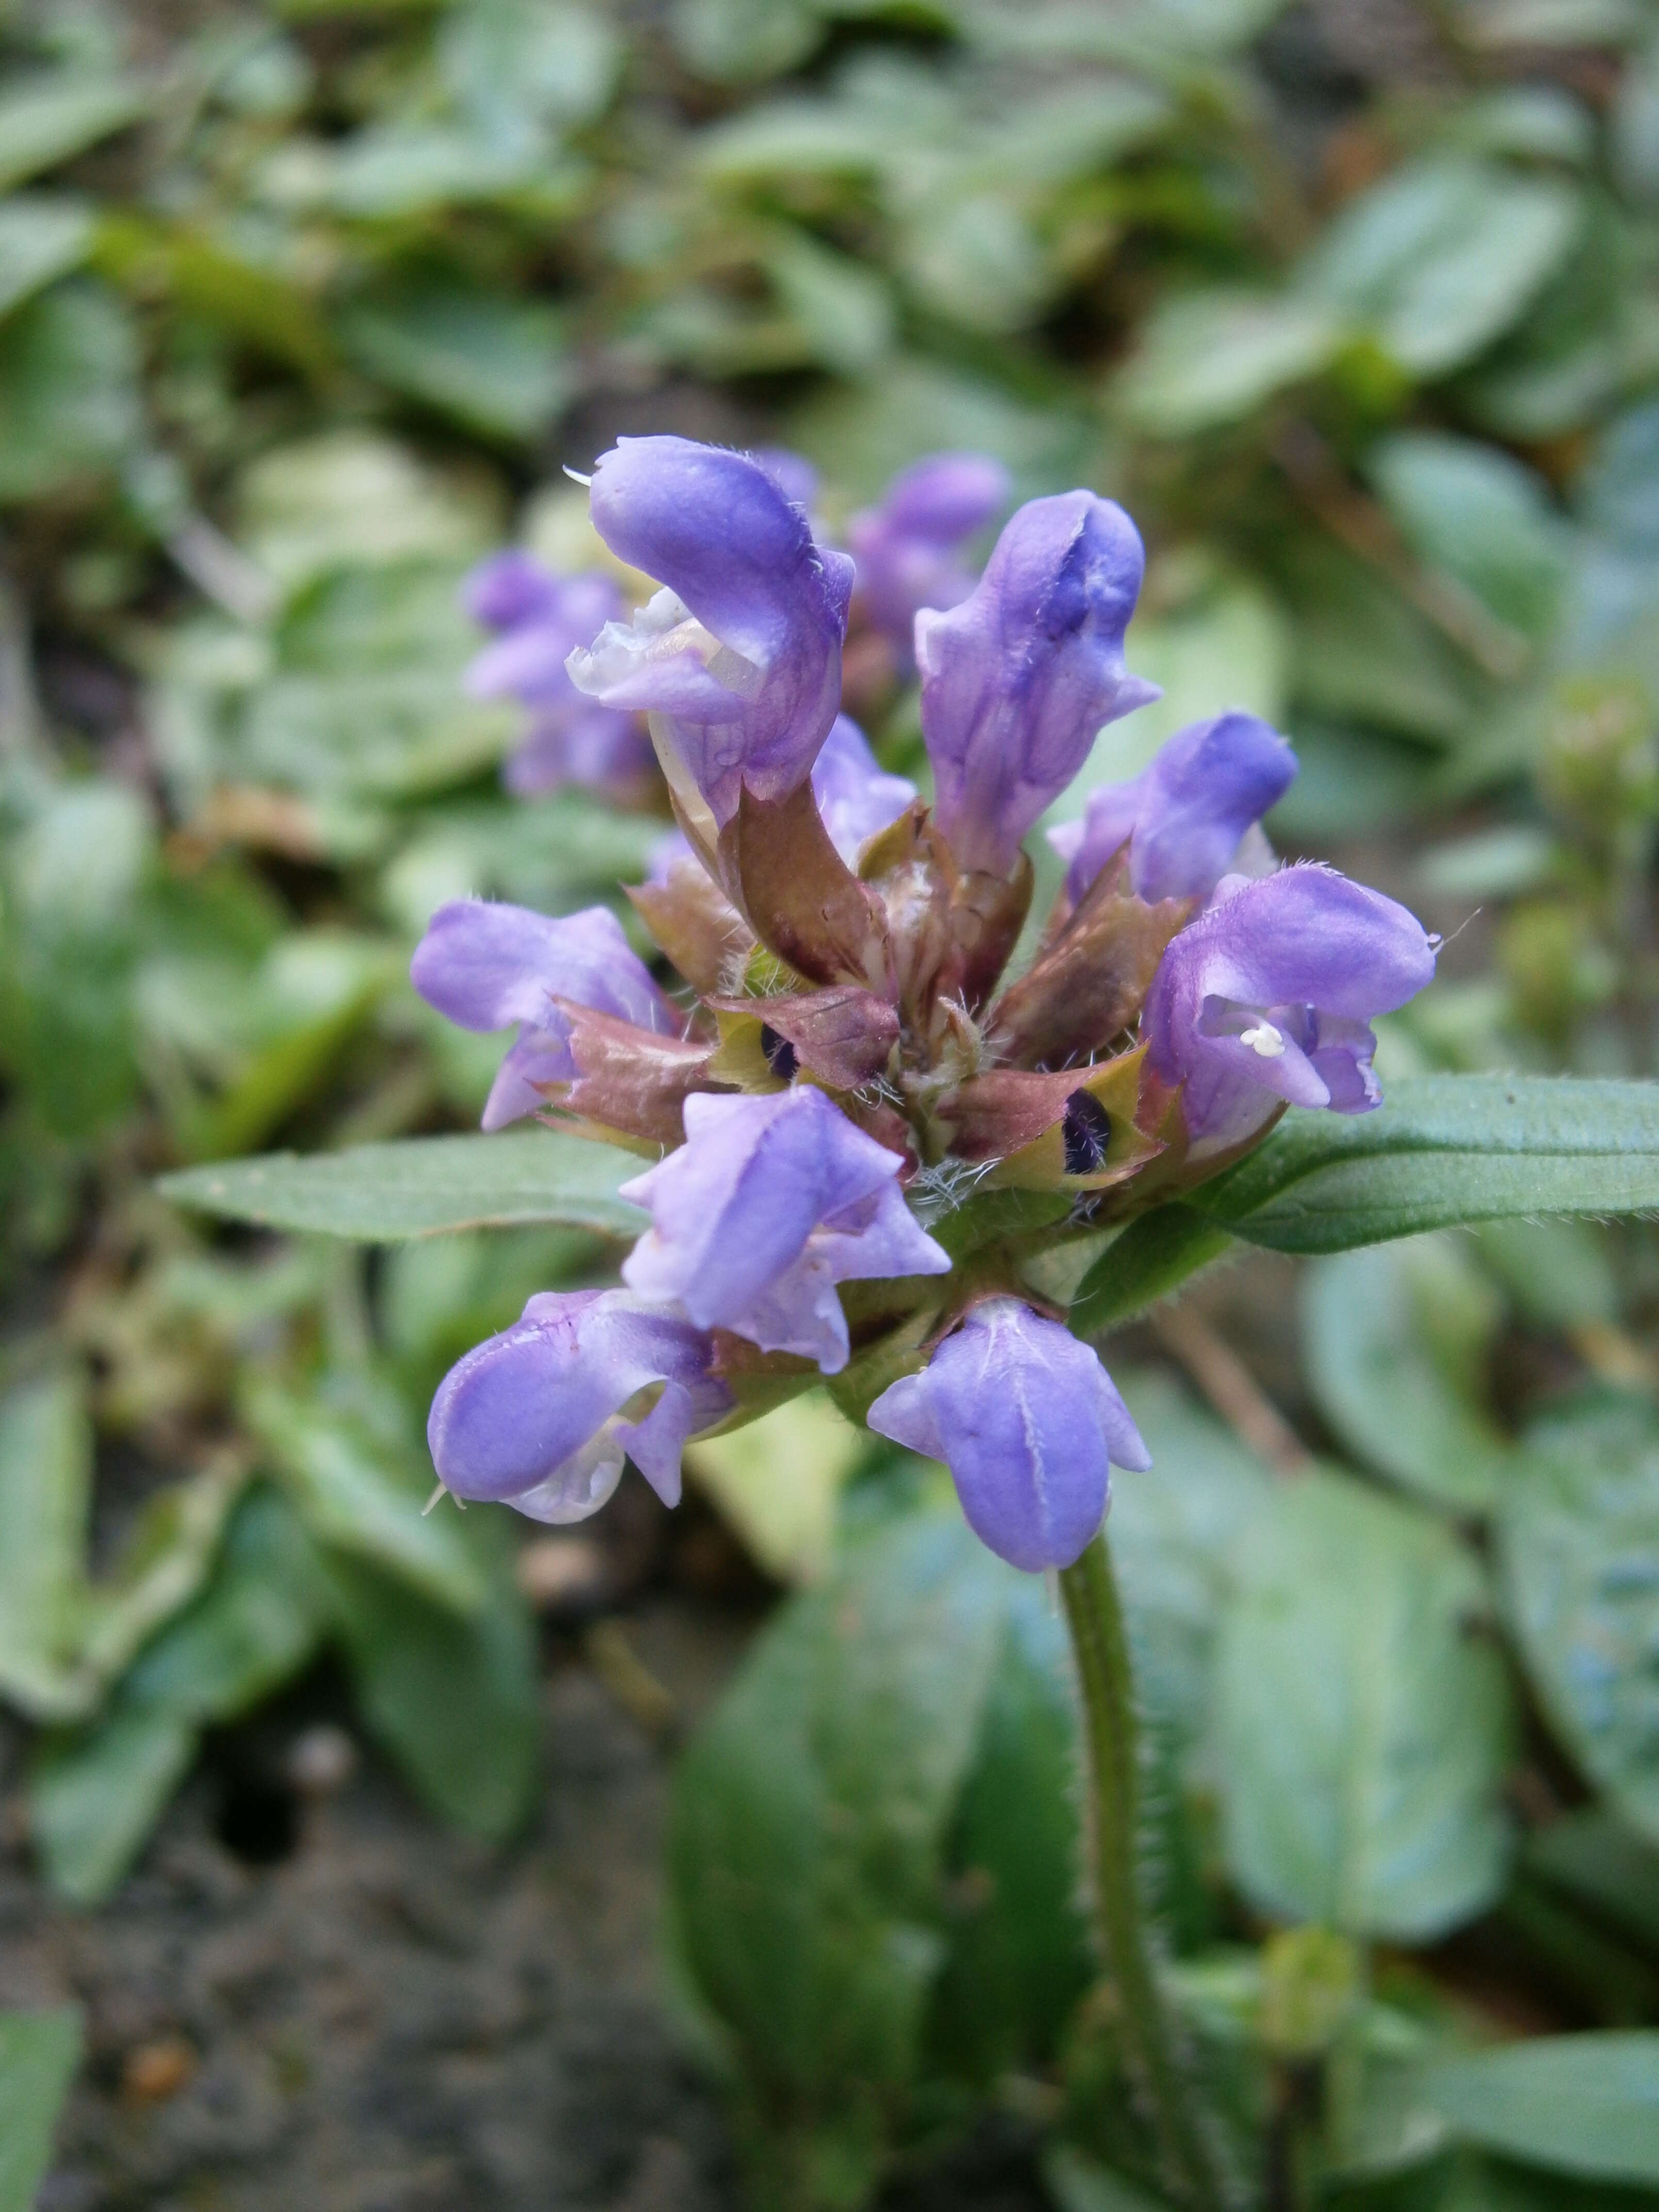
1059,1532,1231,2212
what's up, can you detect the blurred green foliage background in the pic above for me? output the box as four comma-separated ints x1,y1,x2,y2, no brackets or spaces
3,0,1659,2205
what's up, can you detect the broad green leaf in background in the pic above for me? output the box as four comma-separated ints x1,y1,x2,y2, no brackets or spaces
1499,1397,1659,1845
1300,1237,1509,1511
29,1487,331,1902
674,0,821,84
1184,1076,1659,1254
158,1128,648,1241
1216,1474,1514,1939
0,196,93,319
1276,536,1487,746
0,73,144,193
1112,289,1347,437
0,1369,91,1721
1420,2034,1659,2184
1108,1369,1273,1745
29,1705,198,1907
1298,158,1582,379
789,354,1094,505
668,1502,1008,2207
1369,431,1569,643
233,431,497,591
242,1377,487,1615
1470,1215,1618,1331
0,280,140,503
339,283,571,442
923,1568,1092,2091
325,1545,540,1842
0,2006,82,2212
1525,1807,1659,1956
687,1392,870,1585
438,0,621,139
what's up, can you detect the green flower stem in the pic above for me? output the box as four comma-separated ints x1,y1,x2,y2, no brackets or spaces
1059,1532,1230,2212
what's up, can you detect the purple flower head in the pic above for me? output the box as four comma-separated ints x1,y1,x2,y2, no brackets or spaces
428,1288,730,1519
411,898,676,1131
1144,866,1437,1154
1049,712,1299,907
463,556,650,799
847,452,1010,662
916,491,1160,877
811,714,917,865
619,1087,948,1373
867,1299,1150,1572
566,436,855,829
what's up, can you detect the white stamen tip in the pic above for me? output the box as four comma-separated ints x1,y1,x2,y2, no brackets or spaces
1240,1020,1286,1059
563,465,593,487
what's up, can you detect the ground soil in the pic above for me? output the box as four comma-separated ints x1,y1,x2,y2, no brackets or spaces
0,1587,1054,2212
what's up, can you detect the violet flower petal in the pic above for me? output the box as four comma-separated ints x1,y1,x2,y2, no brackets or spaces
428,1289,730,1517
619,1088,947,1369
411,899,675,1130
847,452,1010,659
1051,712,1298,905
568,436,855,826
811,714,917,864
867,1299,1150,1572
1144,865,1437,1152
917,492,1159,876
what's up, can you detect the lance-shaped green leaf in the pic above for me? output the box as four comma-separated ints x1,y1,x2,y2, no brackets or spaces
1183,1076,1659,1255
1068,1208,1235,1337
1419,2032,1659,2185
158,1129,648,1242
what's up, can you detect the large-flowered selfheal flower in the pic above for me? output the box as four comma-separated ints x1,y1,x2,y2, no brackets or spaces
811,715,917,865
1049,711,1298,907
566,437,855,830
867,1300,1150,1572
463,554,651,799
620,1088,949,1372
917,492,1160,877
411,899,676,1131
1144,866,1437,1154
428,1289,730,1520
847,452,1010,663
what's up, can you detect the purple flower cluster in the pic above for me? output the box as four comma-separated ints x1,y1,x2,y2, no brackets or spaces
463,552,655,799
415,434,1436,1572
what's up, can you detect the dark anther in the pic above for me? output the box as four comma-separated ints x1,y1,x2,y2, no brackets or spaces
1061,1089,1113,1176
760,1024,799,1080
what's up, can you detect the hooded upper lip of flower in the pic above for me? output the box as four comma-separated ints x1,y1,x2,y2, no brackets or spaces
866,1297,1150,1572
409,898,677,1132
1143,863,1438,1147
565,435,855,831
916,490,1161,879
1048,711,1299,908
617,1086,949,1373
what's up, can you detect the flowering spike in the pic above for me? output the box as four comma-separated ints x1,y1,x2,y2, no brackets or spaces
917,491,1158,878
566,436,855,829
1144,866,1438,1156
867,1300,1150,1572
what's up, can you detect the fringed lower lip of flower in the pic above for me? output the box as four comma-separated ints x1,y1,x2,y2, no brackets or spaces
413,441,1439,1569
